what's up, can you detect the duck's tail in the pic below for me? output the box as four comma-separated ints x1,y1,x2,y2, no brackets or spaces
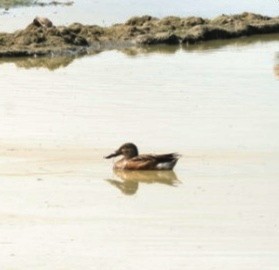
155,153,181,170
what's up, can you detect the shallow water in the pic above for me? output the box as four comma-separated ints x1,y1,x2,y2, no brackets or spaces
0,33,279,269
0,2,279,268
1,35,279,150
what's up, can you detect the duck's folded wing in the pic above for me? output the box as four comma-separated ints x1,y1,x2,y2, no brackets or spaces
127,154,180,170
151,153,180,162
127,155,157,170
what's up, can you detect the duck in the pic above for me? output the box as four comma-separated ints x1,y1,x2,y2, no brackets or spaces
104,143,180,170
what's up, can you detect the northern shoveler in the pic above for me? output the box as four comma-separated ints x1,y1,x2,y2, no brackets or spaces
104,143,180,170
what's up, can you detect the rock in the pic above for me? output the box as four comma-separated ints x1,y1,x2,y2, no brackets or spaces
182,25,232,44
136,32,180,45
239,12,271,21
33,17,53,28
68,23,83,34
181,17,206,27
159,16,182,26
126,15,157,26
73,36,89,46
211,15,234,25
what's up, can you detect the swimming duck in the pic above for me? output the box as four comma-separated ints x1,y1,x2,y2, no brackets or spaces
104,143,180,170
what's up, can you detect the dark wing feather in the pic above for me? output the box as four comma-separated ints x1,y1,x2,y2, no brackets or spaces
150,153,180,162
126,153,180,170
126,155,157,170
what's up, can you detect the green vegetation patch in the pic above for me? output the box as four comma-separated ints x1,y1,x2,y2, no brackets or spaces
0,0,36,8
0,0,73,9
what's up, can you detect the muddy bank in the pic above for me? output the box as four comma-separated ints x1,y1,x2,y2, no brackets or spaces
2,33,278,70
0,12,278,57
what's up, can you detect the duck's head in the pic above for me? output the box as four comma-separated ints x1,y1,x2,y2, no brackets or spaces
104,143,139,159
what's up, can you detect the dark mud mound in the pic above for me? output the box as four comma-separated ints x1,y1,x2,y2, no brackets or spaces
0,17,90,57
0,12,278,58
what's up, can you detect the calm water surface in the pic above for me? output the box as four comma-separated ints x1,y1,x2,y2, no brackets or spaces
0,12,279,270
1,36,278,151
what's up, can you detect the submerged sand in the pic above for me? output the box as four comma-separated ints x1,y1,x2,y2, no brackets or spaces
0,145,278,269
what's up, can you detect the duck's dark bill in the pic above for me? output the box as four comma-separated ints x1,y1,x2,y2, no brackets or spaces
104,152,119,159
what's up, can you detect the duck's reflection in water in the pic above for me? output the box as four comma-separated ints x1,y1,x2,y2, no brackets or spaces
106,170,181,195
274,64,279,79
275,53,279,79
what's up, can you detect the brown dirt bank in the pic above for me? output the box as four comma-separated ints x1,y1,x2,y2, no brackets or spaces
0,12,278,58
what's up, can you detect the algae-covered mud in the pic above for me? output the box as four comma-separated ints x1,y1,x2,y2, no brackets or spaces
0,12,278,57
0,0,73,8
